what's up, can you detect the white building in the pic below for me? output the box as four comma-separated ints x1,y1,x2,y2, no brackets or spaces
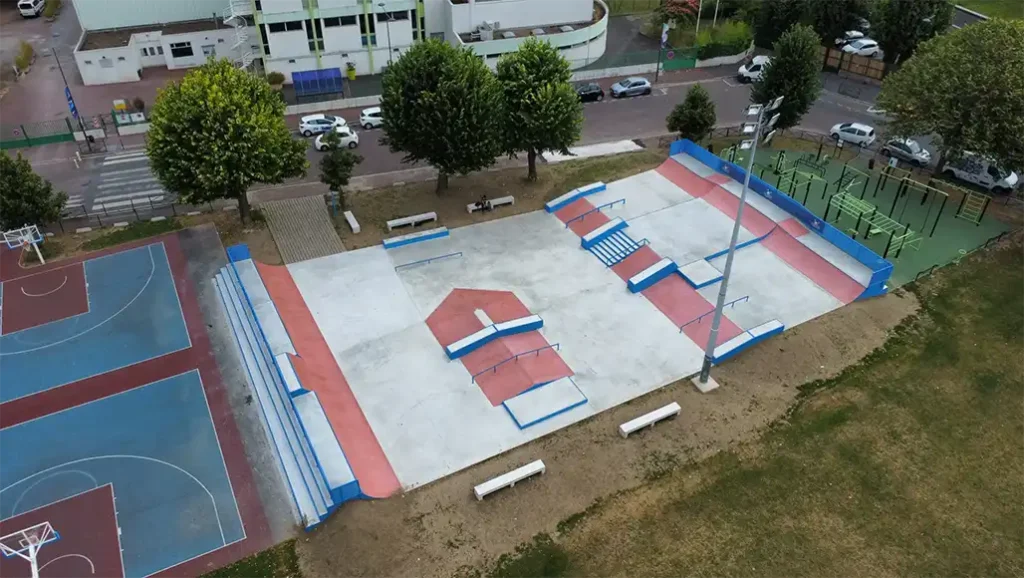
72,0,606,87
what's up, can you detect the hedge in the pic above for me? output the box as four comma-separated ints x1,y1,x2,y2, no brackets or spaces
696,20,753,60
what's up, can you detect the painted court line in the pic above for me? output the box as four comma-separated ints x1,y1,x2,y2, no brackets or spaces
38,553,96,574
3,265,91,337
19,275,68,298
9,469,100,516
195,369,247,540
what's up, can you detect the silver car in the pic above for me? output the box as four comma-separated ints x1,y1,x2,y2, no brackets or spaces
610,77,652,98
881,138,931,167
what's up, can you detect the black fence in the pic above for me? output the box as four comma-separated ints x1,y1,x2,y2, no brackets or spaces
49,197,237,235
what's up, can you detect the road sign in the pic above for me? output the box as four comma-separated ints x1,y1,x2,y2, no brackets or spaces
888,156,899,168
666,50,675,60
12,127,21,137
661,23,669,47
64,86,78,120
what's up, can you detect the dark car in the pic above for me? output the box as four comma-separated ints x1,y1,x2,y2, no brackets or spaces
576,82,604,102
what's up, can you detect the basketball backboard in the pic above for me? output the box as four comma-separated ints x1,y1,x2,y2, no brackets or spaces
3,225,44,250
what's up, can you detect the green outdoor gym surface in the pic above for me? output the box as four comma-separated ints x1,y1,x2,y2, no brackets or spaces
722,145,1015,287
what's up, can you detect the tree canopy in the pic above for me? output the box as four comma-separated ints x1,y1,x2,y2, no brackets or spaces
667,84,717,142
496,38,582,181
809,0,868,46
0,151,67,230
318,131,363,211
876,18,1024,171
753,0,808,48
751,23,822,130
145,59,307,223
872,0,953,63
380,39,504,193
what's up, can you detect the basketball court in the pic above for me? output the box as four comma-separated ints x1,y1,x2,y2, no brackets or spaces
0,234,271,578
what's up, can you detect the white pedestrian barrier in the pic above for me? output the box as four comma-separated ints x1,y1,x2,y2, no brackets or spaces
618,402,681,438
473,459,546,501
386,211,437,231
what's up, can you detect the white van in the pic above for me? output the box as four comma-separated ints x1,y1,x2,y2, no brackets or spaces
18,0,45,17
737,55,770,83
941,153,1019,194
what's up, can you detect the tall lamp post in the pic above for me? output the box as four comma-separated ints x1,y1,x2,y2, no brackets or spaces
377,3,394,66
694,96,783,391
52,45,92,153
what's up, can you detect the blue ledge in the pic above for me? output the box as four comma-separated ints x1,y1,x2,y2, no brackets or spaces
712,319,785,364
545,181,607,213
382,226,449,249
226,243,251,262
627,258,678,293
581,217,627,249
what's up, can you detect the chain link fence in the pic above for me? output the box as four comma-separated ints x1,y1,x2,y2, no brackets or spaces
49,196,238,234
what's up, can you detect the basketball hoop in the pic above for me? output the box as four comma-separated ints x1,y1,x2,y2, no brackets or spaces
3,225,45,265
1,521,60,578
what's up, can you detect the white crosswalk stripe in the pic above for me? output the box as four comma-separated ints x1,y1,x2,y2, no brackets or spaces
88,151,173,214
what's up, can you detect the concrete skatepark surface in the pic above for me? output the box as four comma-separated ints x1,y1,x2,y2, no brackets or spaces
231,149,877,492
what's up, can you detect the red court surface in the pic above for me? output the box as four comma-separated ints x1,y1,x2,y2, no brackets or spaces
256,261,401,499
1,264,89,335
701,186,778,237
555,198,612,238
426,289,573,406
656,159,718,198
762,232,866,304
778,217,810,238
0,234,273,577
0,485,123,578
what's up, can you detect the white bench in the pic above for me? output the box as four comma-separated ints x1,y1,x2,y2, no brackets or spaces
618,402,681,438
386,211,437,231
467,195,515,213
343,210,360,234
473,459,546,501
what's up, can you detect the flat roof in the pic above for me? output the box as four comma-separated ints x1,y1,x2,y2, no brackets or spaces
80,19,230,51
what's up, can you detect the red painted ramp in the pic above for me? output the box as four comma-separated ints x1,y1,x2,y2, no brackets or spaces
256,262,401,498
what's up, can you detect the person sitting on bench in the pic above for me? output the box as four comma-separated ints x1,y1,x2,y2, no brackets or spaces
475,195,492,212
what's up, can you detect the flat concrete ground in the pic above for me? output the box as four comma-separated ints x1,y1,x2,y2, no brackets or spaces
282,153,873,490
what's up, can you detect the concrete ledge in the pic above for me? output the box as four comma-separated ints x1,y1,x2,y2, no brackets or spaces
293,391,361,503
74,227,92,234
581,217,627,249
627,258,678,293
446,325,498,360
382,226,449,249
387,211,437,231
473,459,545,501
619,402,681,437
544,181,606,213
275,353,306,396
150,216,167,222
503,377,588,430
186,211,202,216
712,319,785,364
343,210,361,234
112,222,129,228
493,314,543,338
679,259,723,289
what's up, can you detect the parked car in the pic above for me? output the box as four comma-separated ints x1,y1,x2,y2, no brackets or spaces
576,82,604,102
881,138,932,167
842,38,881,58
18,0,44,17
314,126,359,151
830,122,876,147
942,153,1019,194
299,114,346,137
360,107,383,130
610,77,651,98
736,55,771,83
834,30,865,46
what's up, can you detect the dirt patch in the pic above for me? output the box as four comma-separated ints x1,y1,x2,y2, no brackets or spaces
334,151,665,249
295,288,919,578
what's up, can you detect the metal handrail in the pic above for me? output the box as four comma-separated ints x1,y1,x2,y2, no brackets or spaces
394,252,463,271
679,295,749,332
565,198,626,227
472,343,560,382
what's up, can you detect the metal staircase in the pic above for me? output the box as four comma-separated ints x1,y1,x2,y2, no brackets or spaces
223,0,255,70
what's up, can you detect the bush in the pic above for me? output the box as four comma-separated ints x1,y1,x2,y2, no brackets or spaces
696,20,753,60
266,71,285,85
42,0,61,18
14,41,34,71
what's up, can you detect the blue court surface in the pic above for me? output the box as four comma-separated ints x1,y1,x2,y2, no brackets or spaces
0,370,245,578
0,243,190,403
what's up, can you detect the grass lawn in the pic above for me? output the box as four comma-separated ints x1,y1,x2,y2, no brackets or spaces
480,234,1023,577
956,0,1023,19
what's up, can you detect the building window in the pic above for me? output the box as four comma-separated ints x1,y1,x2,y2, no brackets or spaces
254,0,261,9
340,15,356,26
268,22,285,33
140,48,147,57
157,46,164,55
360,13,376,35
117,56,126,61
259,24,271,55
218,38,225,43
169,42,194,58
323,16,341,27
377,10,409,22
243,15,255,26
285,20,303,31
361,35,377,46
84,59,93,64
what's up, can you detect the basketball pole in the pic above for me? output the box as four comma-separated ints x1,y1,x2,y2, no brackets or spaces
30,241,45,265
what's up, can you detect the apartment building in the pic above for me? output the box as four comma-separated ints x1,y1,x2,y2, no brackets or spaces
71,0,605,87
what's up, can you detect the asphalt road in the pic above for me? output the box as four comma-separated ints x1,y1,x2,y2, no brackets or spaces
51,71,887,212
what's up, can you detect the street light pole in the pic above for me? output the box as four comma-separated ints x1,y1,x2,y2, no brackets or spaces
696,97,782,389
378,3,394,66
52,45,92,153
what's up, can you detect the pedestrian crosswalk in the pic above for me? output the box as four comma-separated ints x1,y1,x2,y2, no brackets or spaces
89,150,172,214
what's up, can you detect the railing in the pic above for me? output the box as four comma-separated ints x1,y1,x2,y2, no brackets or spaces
565,198,626,227
679,296,749,332
471,343,561,383
393,252,463,271
911,231,1013,283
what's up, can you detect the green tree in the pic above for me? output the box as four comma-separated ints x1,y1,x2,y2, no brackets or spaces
0,152,67,230
145,59,307,224
496,38,583,181
657,0,700,26
751,23,823,130
318,131,363,211
876,18,1024,171
809,0,868,46
754,0,808,48
666,84,717,142
380,39,503,194
873,0,953,63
